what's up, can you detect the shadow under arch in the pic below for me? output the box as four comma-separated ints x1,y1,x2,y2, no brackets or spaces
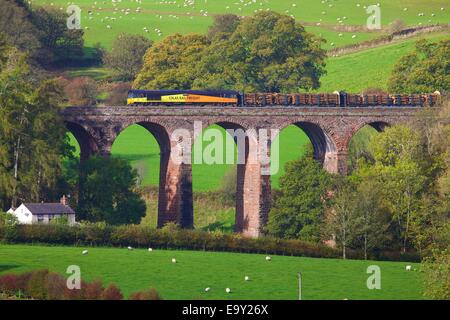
65,121,98,161
274,121,337,172
346,120,390,173
367,121,390,132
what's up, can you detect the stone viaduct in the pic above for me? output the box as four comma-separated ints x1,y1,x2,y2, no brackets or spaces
61,105,421,237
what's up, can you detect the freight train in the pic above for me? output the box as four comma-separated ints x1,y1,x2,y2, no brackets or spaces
126,90,441,107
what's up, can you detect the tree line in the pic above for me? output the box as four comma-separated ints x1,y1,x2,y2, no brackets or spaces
268,104,449,260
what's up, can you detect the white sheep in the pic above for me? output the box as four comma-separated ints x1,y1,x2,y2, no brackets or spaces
225,288,231,293
127,246,133,250
265,256,271,261
82,250,89,255
406,265,412,271
245,276,250,281
172,258,177,263
205,287,210,292
148,248,153,252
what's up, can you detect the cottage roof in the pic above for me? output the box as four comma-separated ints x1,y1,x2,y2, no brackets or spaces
23,203,75,215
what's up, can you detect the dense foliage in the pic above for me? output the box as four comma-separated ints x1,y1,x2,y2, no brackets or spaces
73,157,146,225
104,33,153,81
267,150,332,242
134,11,326,92
0,269,161,300
0,223,347,260
0,0,84,67
0,50,72,210
388,39,449,93
422,249,450,300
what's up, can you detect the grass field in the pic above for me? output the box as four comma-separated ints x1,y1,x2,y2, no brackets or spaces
0,244,424,300
319,32,449,92
32,0,450,48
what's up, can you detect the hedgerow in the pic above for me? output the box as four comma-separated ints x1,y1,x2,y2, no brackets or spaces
0,223,344,259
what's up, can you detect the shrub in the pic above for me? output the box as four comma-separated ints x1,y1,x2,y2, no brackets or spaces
103,33,153,81
104,82,131,106
129,288,162,300
0,270,155,300
0,223,360,260
101,284,123,300
26,269,50,299
422,248,450,300
83,280,104,300
45,272,67,300
63,76,98,106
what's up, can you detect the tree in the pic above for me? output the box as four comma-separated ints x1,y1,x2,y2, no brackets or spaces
267,150,332,242
30,7,84,65
76,156,146,225
388,39,449,93
324,182,358,259
194,11,326,92
0,49,72,210
0,0,41,63
104,33,153,81
355,125,428,253
63,76,98,106
422,248,450,300
0,2,84,67
353,180,391,259
135,11,326,92
207,14,240,40
133,33,209,89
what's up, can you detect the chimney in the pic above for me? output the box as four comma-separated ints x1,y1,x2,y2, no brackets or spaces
60,195,67,206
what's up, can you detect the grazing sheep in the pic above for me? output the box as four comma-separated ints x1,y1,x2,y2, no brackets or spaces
172,258,177,263
225,288,231,293
205,287,210,292
148,248,153,252
127,246,133,250
406,265,412,271
245,276,250,281
266,256,271,261
82,250,88,255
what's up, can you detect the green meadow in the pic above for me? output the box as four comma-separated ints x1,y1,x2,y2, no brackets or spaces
32,0,450,48
0,244,424,300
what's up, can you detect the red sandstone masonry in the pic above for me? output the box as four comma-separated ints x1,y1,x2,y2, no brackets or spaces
61,106,420,237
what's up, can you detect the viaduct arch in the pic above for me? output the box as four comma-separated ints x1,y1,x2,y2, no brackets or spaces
62,105,419,237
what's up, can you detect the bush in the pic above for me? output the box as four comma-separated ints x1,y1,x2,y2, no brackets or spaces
0,223,344,259
104,82,131,106
129,288,162,300
101,284,123,300
63,76,98,106
422,248,450,300
104,33,153,81
0,270,158,300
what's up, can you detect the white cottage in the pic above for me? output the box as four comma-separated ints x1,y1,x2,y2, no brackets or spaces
10,196,76,225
